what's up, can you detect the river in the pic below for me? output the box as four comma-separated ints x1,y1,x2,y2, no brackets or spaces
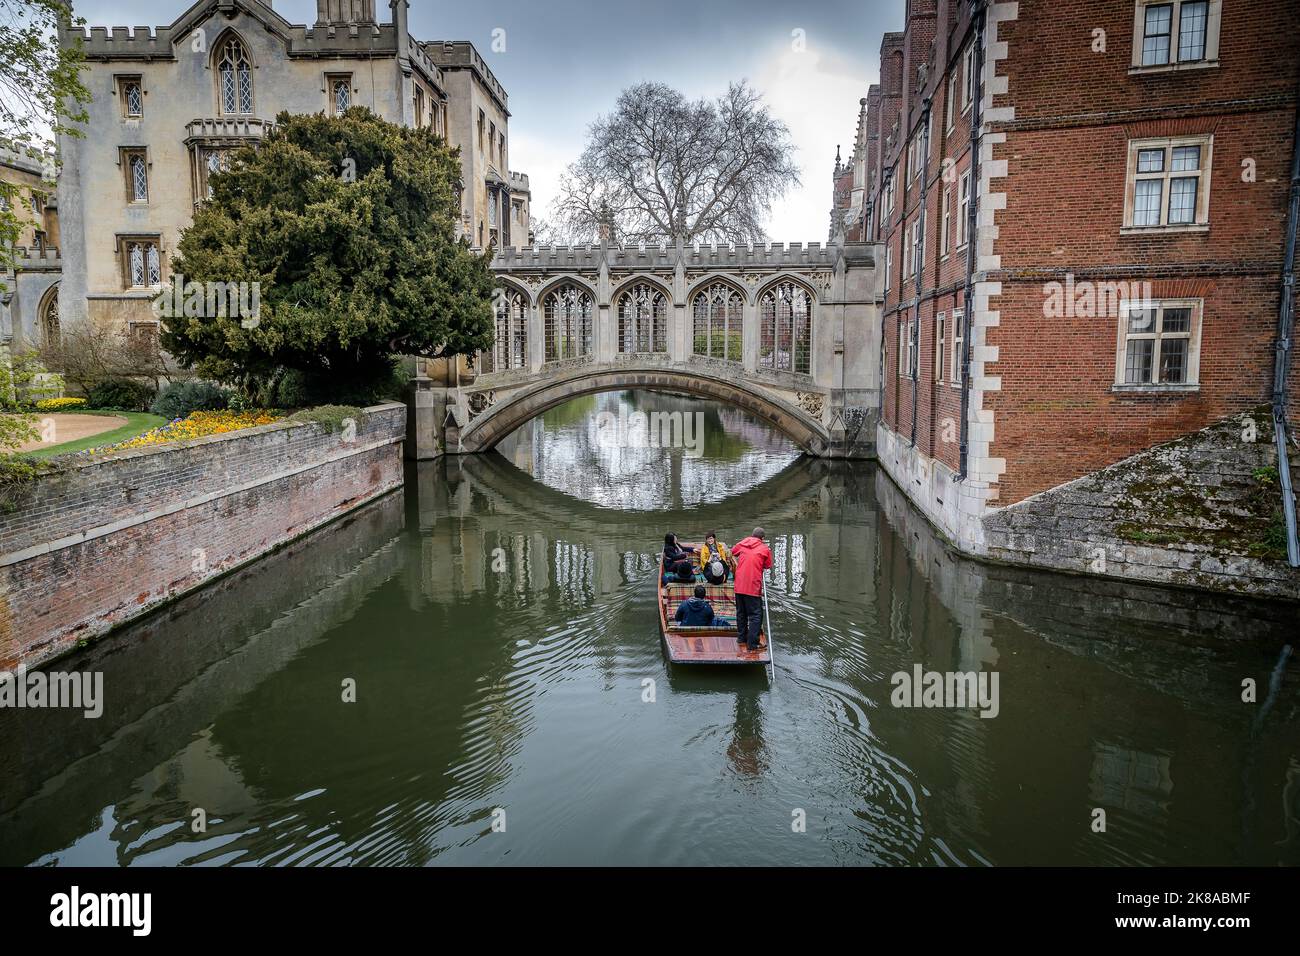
1,390,1295,866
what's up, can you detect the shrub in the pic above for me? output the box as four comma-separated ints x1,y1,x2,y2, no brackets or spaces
150,380,231,420
35,396,86,412
87,378,155,412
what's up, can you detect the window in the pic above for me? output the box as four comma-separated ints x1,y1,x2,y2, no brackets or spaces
950,308,964,385
1132,0,1218,70
198,148,230,201
618,283,668,353
413,85,426,128
120,237,162,289
477,110,485,152
122,148,148,202
1125,136,1212,229
759,281,813,374
692,282,744,362
327,74,351,115
40,286,59,349
1116,300,1201,386
935,311,946,381
941,186,952,255
119,76,143,118
489,122,496,163
911,215,924,276
957,171,971,247
216,35,253,115
946,70,957,130
484,287,528,371
32,230,45,254
884,244,893,293
543,285,594,361
30,193,42,215
897,320,916,380
499,132,506,170
128,321,160,355
962,44,976,112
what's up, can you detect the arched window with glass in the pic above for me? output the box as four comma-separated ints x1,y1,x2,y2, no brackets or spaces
692,282,744,362
759,281,813,374
216,35,254,115
617,283,667,354
543,284,593,361
39,285,60,350
483,287,528,372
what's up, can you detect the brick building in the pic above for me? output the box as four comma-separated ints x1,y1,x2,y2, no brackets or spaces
849,0,1298,556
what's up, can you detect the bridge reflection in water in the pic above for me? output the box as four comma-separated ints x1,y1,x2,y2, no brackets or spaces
0,392,1295,867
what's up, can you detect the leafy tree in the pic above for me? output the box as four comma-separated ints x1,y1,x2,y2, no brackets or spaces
161,108,495,401
0,0,91,284
553,81,799,244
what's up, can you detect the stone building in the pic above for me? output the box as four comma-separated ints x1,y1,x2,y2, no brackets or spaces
56,0,529,344
840,0,1299,575
1,144,62,353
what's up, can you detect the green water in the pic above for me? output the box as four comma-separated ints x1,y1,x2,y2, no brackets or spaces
1,391,1296,866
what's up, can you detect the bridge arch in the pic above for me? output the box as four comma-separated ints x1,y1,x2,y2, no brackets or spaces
457,366,831,456
685,272,753,305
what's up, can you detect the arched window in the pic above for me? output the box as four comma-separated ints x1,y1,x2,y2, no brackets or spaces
40,285,60,349
543,285,593,361
216,35,253,115
759,281,813,374
483,288,527,372
692,282,744,362
617,283,667,353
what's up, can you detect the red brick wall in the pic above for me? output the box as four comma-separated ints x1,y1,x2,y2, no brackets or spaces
875,0,1299,507
0,404,406,667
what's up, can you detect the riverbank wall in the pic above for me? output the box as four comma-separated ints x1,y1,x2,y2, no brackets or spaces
0,403,406,668
879,408,1300,601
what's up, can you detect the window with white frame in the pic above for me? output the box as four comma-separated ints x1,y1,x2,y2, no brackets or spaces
935,311,946,381
884,244,893,293
910,217,923,278
1116,299,1201,386
898,321,909,379
946,70,957,130
957,171,971,247
216,35,253,115
327,74,352,115
941,186,952,255
1125,135,1212,229
950,308,964,385
123,149,148,202
1132,1,1219,70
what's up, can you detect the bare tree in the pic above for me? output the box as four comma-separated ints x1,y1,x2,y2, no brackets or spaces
553,81,799,245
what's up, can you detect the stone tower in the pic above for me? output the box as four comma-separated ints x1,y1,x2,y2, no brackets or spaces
316,0,376,25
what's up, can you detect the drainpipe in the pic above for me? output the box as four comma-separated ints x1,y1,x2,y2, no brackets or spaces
958,0,987,481
1272,81,1300,566
909,99,933,447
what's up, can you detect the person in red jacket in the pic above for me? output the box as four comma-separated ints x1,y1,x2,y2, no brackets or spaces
731,527,772,651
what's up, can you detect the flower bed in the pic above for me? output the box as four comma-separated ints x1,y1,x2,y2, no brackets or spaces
35,397,87,412
90,410,282,453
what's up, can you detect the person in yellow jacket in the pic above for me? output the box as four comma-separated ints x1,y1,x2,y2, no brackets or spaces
699,531,734,585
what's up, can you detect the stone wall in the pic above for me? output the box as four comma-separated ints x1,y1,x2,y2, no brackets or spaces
0,403,406,667
980,408,1299,600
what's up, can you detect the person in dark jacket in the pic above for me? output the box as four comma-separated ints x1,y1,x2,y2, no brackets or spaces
663,532,695,582
674,585,716,627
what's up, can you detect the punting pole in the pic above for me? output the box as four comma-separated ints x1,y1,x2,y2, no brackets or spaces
762,573,776,684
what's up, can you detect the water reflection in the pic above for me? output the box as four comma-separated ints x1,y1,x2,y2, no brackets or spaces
0,392,1295,867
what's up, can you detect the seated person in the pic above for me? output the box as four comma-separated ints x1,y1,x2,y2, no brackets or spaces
663,532,696,581
673,585,716,627
699,531,734,585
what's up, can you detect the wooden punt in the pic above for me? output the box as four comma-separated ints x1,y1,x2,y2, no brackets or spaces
657,552,770,665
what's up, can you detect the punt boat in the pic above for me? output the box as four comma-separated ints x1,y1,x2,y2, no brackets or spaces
657,551,770,665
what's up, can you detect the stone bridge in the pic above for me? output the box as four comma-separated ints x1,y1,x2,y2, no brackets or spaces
415,238,884,459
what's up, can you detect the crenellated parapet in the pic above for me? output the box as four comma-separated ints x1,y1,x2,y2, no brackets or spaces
66,21,411,62
11,247,62,270
491,239,874,273
424,40,509,112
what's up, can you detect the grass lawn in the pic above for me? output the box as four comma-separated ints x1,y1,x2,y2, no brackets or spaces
24,412,167,460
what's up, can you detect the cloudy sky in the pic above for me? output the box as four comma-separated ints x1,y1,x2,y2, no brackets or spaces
71,0,901,240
